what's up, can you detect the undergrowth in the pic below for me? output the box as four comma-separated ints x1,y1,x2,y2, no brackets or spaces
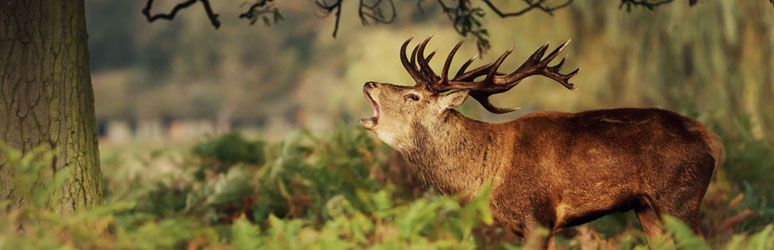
0,125,772,249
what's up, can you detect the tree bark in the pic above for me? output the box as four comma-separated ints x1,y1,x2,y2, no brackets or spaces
0,0,102,213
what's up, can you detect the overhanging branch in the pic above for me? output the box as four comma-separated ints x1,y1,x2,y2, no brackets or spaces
359,0,397,25
240,0,272,19
142,0,221,28
315,0,343,37
618,0,674,11
239,0,282,25
482,0,573,17
139,0,772,50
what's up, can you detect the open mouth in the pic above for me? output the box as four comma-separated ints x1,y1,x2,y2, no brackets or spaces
361,87,379,130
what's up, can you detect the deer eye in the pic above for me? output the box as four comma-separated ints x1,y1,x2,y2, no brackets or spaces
405,94,420,101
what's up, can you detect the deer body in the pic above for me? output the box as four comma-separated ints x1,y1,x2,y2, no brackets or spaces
400,108,721,235
362,37,723,247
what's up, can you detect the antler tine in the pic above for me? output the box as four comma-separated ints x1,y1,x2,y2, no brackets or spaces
550,56,566,71
426,51,436,64
416,36,438,83
441,39,465,84
541,39,571,66
455,53,478,79
400,37,423,83
453,62,494,82
530,42,551,62
423,51,438,82
410,43,419,69
484,48,515,83
410,41,422,86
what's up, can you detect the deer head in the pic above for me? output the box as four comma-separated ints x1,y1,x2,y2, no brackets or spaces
361,36,579,148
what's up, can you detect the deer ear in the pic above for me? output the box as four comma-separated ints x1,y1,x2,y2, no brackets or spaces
439,90,470,109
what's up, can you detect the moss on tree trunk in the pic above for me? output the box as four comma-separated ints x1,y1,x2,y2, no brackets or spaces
0,0,102,213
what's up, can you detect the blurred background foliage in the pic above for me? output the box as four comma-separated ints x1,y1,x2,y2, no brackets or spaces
87,0,774,135
1,0,772,249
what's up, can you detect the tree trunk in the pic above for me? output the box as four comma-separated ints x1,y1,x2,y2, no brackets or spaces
0,0,102,213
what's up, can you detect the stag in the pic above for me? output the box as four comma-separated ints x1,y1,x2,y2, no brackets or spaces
360,36,724,248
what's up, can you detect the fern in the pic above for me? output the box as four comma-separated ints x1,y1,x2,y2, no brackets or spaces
231,216,262,250
1,126,773,249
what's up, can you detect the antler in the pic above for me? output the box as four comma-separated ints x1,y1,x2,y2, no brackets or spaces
399,36,580,114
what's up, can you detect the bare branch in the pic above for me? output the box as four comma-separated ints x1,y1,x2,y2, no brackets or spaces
239,0,283,26
315,0,344,37
239,0,271,19
536,0,574,14
482,0,544,17
142,0,221,28
482,0,573,17
619,0,674,11
359,0,397,25
142,0,774,56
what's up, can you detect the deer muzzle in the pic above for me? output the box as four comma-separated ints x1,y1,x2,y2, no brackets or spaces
361,82,380,130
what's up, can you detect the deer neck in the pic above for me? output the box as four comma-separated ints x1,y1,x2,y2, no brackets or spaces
399,110,505,201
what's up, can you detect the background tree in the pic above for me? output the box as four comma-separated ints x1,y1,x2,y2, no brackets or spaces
0,0,102,213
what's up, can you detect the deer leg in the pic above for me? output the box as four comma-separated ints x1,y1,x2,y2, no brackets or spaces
545,233,556,250
521,225,554,250
634,202,664,242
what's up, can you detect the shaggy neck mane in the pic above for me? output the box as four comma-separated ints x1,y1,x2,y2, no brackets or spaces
398,110,509,201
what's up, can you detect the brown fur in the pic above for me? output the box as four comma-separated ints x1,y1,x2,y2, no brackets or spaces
361,82,723,248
